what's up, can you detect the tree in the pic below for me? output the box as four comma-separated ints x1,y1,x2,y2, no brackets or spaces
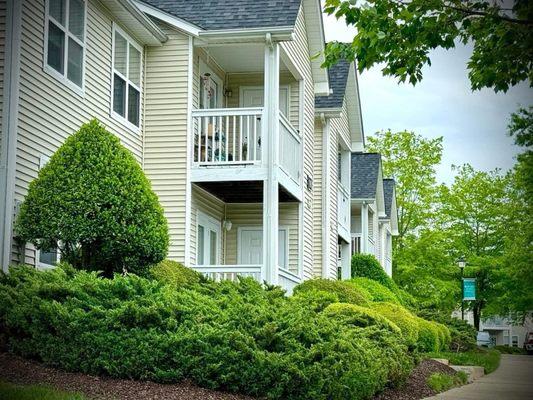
366,130,443,249
437,164,510,329
15,119,169,276
323,0,533,92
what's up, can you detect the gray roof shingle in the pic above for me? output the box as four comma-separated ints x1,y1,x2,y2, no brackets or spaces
351,153,381,199
383,178,395,218
315,58,351,109
140,0,302,30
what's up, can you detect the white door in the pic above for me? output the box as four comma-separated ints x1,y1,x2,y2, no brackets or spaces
241,87,289,117
238,228,288,268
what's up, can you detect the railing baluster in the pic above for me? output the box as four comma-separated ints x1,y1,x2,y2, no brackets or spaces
232,115,236,162
239,115,243,162
210,116,215,164
253,114,257,161
225,115,229,162
203,116,209,163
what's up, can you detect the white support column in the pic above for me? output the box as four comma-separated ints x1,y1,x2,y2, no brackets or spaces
361,203,368,254
340,242,351,280
262,39,280,285
321,118,330,278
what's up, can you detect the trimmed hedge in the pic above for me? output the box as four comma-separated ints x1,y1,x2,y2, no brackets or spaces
349,277,401,304
416,318,440,352
351,254,388,284
0,265,414,400
323,303,401,334
371,302,420,347
293,279,370,307
417,309,476,351
149,260,204,288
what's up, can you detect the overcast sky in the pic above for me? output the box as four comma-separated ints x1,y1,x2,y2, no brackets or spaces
322,13,533,184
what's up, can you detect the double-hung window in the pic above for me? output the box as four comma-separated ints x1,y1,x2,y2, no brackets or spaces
45,0,86,90
112,25,142,128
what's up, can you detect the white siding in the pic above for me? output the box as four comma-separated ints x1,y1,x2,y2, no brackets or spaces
0,0,5,153
14,0,145,264
280,6,315,279
143,26,189,262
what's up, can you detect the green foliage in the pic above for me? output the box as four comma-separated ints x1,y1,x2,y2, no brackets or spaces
15,119,169,276
418,309,476,352
371,302,419,347
293,278,371,307
323,303,400,334
351,253,389,284
426,372,467,393
0,381,87,400
0,265,415,400
425,349,501,374
349,277,400,304
148,260,204,288
323,0,532,92
493,345,527,355
416,318,444,352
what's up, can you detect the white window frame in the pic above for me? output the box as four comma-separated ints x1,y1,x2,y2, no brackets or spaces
36,154,61,270
110,23,143,132
236,226,289,270
199,60,223,109
43,0,87,96
196,211,221,266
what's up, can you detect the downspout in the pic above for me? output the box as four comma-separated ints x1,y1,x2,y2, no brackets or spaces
321,113,330,278
0,0,22,272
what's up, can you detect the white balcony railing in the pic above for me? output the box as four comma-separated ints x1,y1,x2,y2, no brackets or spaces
351,234,362,255
192,107,263,166
193,264,262,282
279,113,302,184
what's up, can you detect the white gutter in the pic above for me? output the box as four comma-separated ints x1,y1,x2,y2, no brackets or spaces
314,107,342,118
133,0,202,37
197,26,294,45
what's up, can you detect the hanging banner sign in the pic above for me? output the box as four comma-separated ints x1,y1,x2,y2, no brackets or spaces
463,278,476,301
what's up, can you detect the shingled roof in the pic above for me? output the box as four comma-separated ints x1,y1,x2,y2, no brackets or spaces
351,153,381,199
383,178,395,218
140,0,302,30
315,58,351,109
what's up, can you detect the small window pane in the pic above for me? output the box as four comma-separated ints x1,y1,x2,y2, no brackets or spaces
128,85,140,126
40,248,58,266
128,44,141,86
113,74,126,116
114,32,127,76
278,230,287,268
209,231,217,265
198,225,205,265
49,0,65,26
67,37,83,86
68,0,85,41
209,81,218,109
47,21,65,74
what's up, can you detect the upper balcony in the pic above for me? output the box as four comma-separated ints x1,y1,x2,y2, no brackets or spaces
189,41,304,202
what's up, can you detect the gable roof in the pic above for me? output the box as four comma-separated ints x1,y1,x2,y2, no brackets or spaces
315,58,350,109
351,153,381,199
139,0,301,30
383,179,395,218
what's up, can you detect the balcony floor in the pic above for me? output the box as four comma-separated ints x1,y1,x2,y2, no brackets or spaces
196,180,299,203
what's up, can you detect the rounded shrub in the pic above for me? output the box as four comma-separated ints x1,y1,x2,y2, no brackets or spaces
15,119,169,276
291,288,339,312
351,254,388,284
371,302,420,347
416,318,440,352
323,303,401,334
293,279,370,306
349,277,401,304
149,260,204,288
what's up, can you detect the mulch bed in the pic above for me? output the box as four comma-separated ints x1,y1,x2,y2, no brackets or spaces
0,351,458,400
373,358,458,400
0,352,253,400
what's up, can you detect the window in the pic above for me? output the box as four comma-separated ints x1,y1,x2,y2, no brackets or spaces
512,335,519,347
197,212,221,265
36,155,60,270
112,24,142,128
45,0,86,90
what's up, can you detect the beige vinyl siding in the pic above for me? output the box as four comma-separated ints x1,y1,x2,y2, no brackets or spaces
280,6,315,279
14,0,145,264
338,98,351,147
190,185,224,265
225,203,299,273
312,119,323,277
143,26,189,262
0,0,5,152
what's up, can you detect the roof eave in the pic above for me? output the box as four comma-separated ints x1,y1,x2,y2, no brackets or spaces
196,26,294,45
114,0,167,45
134,0,202,37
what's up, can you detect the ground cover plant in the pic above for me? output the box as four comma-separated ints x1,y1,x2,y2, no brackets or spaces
426,371,468,393
0,380,87,400
0,264,415,400
424,349,501,374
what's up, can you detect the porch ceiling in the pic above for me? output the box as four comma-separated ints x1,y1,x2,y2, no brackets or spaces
196,181,298,203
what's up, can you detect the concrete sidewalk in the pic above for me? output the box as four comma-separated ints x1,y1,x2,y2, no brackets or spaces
424,355,533,400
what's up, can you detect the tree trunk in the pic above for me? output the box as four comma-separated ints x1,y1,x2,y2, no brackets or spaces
473,301,484,331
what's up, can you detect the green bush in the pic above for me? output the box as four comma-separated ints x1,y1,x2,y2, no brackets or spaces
349,277,401,304
149,260,204,288
351,254,388,284
0,265,415,400
15,119,169,276
426,372,467,392
416,318,440,352
417,309,476,351
371,302,420,347
323,303,401,333
293,279,370,307
425,349,501,374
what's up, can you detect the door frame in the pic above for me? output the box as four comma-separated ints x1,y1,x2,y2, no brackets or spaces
197,211,222,265
237,225,289,268
239,85,290,119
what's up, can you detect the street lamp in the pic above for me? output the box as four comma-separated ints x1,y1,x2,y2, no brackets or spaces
457,256,466,320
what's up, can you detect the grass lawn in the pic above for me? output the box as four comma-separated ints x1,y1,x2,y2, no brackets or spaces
0,381,87,400
424,348,501,374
